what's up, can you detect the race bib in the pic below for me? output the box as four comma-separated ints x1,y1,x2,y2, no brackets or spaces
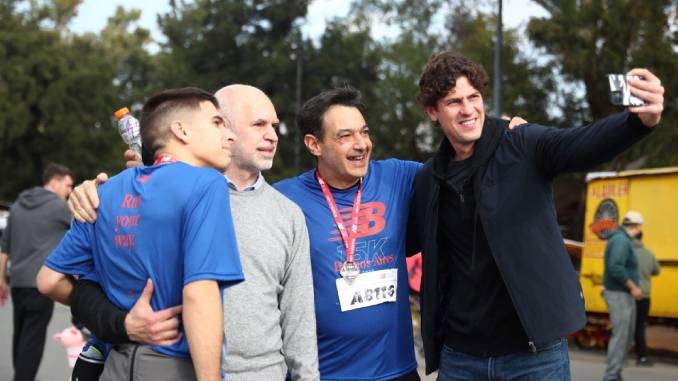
336,268,397,312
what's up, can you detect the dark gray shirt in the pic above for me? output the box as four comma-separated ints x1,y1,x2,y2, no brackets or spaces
0,187,71,287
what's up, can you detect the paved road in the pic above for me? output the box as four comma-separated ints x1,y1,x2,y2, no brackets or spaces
1,300,677,380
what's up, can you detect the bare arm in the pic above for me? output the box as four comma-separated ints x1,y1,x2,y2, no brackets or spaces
36,266,75,305
183,280,223,381
0,253,9,306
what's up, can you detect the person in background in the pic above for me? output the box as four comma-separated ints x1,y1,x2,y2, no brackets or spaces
0,163,73,381
632,227,660,366
603,210,645,381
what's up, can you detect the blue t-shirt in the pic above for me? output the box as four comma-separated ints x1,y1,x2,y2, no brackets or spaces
275,159,421,381
46,162,244,358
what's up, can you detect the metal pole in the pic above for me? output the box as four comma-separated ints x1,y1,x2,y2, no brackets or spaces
493,0,503,117
294,31,303,170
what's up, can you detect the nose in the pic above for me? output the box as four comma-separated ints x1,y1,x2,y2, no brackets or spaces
222,125,237,144
461,99,474,115
352,133,368,151
264,124,279,143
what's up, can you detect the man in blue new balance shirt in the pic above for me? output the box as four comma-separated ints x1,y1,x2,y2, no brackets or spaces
37,87,244,381
275,88,421,381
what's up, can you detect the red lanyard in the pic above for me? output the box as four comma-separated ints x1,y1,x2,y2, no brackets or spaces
316,170,362,263
153,154,176,165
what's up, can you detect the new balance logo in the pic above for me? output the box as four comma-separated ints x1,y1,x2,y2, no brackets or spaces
329,201,386,241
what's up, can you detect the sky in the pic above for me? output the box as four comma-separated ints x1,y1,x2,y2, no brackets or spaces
70,0,550,48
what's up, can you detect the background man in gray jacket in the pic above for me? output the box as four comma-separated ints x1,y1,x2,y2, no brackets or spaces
0,162,73,381
632,226,660,366
603,210,644,381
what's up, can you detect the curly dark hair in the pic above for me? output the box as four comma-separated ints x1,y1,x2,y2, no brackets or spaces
417,52,488,108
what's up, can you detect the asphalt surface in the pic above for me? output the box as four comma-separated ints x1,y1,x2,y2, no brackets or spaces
1,300,677,381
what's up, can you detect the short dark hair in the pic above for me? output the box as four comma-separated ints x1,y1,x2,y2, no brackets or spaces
140,87,219,159
42,163,73,185
417,52,489,108
297,87,366,140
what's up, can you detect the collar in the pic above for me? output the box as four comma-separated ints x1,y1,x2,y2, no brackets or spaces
226,172,264,192
432,116,508,182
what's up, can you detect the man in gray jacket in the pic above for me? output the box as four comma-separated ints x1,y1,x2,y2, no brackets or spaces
632,229,660,366
603,210,644,381
66,85,320,381
0,162,73,381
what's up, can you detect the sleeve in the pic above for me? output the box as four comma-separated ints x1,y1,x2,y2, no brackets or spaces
279,208,319,381
70,279,129,344
651,252,661,276
397,159,424,257
182,175,244,286
606,237,632,285
58,200,73,229
44,220,95,277
524,111,652,178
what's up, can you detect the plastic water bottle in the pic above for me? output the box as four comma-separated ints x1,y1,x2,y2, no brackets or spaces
114,107,142,157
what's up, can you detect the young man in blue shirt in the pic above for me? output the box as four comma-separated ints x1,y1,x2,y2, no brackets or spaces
37,87,244,381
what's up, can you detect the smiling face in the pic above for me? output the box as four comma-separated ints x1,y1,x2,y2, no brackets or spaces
307,105,372,189
425,76,485,160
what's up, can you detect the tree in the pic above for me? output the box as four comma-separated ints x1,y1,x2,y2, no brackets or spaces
0,1,155,201
527,0,678,168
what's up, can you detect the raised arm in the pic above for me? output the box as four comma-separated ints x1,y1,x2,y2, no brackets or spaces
531,68,664,178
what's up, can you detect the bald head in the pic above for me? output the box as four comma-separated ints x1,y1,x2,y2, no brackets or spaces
214,84,280,181
215,84,268,127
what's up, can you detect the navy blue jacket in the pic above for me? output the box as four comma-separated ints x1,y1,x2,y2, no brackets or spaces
408,112,652,374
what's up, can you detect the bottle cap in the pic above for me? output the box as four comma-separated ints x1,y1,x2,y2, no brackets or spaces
114,107,130,120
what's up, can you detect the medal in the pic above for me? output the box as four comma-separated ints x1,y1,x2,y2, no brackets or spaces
340,260,360,281
316,170,363,280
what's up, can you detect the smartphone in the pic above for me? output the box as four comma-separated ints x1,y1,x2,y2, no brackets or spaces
608,74,645,107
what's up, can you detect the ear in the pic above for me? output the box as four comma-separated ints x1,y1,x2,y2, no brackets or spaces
169,121,190,144
424,105,438,123
303,134,321,157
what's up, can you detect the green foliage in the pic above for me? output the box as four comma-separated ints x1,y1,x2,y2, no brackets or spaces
0,1,153,201
527,0,678,169
1,0,675,202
